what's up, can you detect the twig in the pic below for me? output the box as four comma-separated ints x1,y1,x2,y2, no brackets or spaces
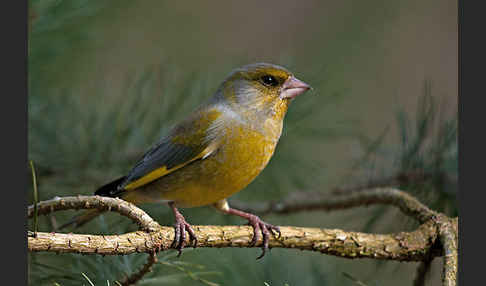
230,188,437,223
27,196,160,232
27,196,162,284
120,252,158,286
232,187,458,286
333,170,453,196
437,216,458,286
29,161,39,237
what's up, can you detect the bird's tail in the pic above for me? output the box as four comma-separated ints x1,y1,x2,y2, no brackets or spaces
59,176,126,231
94,176,126,197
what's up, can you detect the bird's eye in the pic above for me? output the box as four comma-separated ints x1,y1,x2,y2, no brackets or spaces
260,75,278,87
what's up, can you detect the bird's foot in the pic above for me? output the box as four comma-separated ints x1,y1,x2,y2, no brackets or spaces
169,203,197,257
222,206,281,259
245,214,281,259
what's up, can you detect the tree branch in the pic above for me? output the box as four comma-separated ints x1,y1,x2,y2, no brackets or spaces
28,221,442,261
230,187,437,223
437,216,458,286
27,196,161,232
27,190,457,285
231,188,457,285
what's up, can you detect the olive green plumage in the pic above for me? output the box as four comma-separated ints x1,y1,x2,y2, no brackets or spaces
69,62,312,257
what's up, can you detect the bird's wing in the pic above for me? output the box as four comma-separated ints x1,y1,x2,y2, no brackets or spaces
120,108,223,191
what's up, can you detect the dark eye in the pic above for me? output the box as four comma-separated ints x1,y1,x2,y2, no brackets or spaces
260,75,278,87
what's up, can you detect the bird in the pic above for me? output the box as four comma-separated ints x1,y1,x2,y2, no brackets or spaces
63,62,312,259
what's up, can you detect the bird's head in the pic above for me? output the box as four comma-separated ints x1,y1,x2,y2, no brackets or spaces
215,63,312,122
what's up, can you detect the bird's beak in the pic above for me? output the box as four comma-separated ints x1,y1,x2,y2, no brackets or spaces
280,76,312,99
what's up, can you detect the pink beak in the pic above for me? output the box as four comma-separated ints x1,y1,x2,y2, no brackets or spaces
280,76,312,99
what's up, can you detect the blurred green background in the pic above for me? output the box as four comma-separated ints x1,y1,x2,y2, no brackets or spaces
28,0,457,285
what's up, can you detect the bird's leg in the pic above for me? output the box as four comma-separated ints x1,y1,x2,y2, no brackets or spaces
168,202,197,257
213,199,281,259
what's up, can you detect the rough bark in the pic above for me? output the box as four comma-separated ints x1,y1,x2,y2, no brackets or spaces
27,190,458,285
28,220,443,261
27,195,160,232
437,216,458,286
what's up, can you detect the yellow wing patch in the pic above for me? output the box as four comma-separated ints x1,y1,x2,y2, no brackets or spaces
124,143,218,190
124,166,170,190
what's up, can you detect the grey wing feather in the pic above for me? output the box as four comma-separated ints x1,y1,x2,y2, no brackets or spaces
118,106,226,190
119,137,205,189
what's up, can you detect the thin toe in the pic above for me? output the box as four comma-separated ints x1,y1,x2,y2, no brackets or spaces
186,225,198,248
270,225,281,239
171,224,181,249
249,223,261,247
256,248,266,260
179,224,187,249
257,228,270,260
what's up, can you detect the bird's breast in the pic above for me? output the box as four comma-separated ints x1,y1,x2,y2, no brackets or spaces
204,123,280,198
222,123,279,173
131,117,283,208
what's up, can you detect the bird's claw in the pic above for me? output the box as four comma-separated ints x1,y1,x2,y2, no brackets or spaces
246,215,281,259
171,216,197,257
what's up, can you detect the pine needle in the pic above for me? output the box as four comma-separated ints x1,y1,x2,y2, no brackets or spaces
81,273,95,286
29,160,39,238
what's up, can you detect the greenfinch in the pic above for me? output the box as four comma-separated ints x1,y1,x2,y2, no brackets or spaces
68,63,311,258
